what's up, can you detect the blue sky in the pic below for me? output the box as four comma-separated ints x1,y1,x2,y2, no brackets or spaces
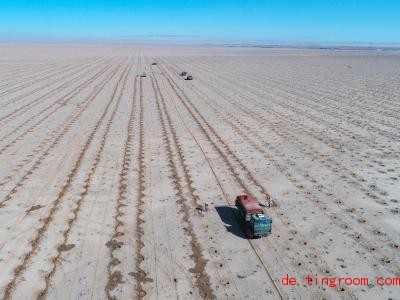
0,0,399,44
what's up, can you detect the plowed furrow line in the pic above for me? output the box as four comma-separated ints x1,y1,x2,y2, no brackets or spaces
0,59,105,98
159,67,357,298
0,64,47,83
211,80,387,205
37,63,132,300
0,64,61,93
0,62,119,190
195,60,400,129
0,62,96,124
0,63,43,78
0,65,118,193
221,64,400,139
167,61,396,179
150,73,215,299
0,60,104,109
0,66,91,122
133,76,153,299
179,59,398,148
0,63,122,208
105,72,136,300
159,66,272,204
248,61,399,118
0,62,112,155
170,61,360,150
0,63,61,92
177,58,399,144
268,63,400,109
188,84,400,274
0,63,79,98
183,68,394,205
271,68,400,115
295,78,400,119
252,77,400,138
0,61,99,124
1,63,128,300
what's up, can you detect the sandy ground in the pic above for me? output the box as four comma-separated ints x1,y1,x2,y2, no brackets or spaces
0,44,399,300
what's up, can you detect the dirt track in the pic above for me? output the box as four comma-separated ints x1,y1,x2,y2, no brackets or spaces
0,45,399,299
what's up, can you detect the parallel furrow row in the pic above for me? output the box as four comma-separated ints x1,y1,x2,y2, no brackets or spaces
182,74,399,275
104,68,137,300
37,62,131,300
133,75,153,299
0,63,122,208
0,61,113,155
1,62,129,300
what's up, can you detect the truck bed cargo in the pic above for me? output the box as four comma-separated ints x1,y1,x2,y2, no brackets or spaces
236,194,263,214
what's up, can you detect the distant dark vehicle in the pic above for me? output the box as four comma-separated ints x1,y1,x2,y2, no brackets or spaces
180,71,187,76
185,75,193,80
152,62,157,65
140,72,146,77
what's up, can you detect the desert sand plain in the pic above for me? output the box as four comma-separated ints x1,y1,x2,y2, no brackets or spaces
0,44,399,299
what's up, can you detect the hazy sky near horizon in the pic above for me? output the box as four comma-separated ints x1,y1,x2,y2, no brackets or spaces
0,0,399,44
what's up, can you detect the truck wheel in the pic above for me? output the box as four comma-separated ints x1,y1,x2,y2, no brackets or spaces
245,228,250,238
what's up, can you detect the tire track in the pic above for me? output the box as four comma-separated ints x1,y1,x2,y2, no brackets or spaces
1,62,129,300
36,62,132,300
150,72,215,299
0,62,122,209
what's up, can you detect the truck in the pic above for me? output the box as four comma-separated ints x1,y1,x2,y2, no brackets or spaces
235,194,272,238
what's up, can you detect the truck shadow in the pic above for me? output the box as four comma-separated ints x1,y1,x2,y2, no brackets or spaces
215,206,247,239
